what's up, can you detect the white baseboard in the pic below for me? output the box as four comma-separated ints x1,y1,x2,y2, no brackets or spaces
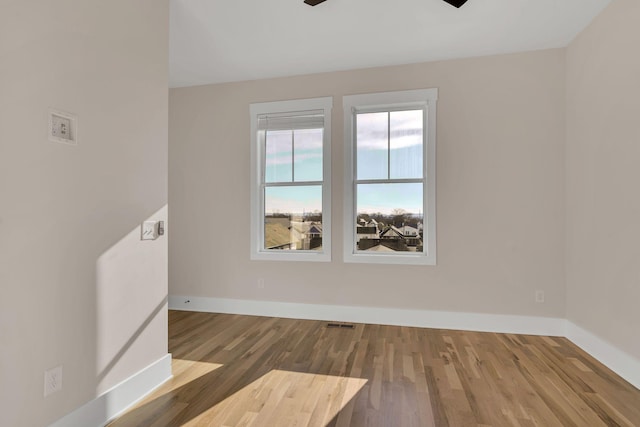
565,321,640,390
168,295,566,336
49,354,172,427
169,296,640,390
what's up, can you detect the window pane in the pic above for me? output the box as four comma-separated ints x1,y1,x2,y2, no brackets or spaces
356,183,423,253
357,112,388,180
265,130,292,183
264,185,323,251
390,110,423,179
294,128,323,182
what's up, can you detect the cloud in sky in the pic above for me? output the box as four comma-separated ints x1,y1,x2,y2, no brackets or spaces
265,129,323,182
357,110,423,150
262,111,424,217
267,151,321,166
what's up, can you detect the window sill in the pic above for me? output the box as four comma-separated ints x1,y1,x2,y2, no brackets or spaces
250,250,331,262
343,252,436,266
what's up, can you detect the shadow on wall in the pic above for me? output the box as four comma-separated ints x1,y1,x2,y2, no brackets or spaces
96,205,168,391
95,297,167,386
48,205,168,427
95,205,168,419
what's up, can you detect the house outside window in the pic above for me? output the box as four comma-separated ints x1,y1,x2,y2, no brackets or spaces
250,97,332,262
343,89,437,265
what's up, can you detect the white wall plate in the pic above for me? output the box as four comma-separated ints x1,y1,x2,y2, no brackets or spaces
49,109,78,145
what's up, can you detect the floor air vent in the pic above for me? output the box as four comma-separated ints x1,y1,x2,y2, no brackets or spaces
327,323,355,329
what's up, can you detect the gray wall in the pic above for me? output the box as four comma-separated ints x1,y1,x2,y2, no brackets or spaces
0,1,169,426
566,0,640,359
169,49,566,318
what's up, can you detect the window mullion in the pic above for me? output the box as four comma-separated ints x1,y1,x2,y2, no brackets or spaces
264,181,323,188
387,112,391,180
353,112,358,181
260,131,267,185
355,178,422,185
291,130,295,183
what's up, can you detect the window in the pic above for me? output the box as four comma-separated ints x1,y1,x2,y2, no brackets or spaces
343,89,437,265
250,97,332,261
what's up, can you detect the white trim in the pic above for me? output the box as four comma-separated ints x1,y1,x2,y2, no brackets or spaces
343,89,437,265
168,295,640,391
249,96,333,262
169,295,564,336
49,354,172,427
565,321,640,390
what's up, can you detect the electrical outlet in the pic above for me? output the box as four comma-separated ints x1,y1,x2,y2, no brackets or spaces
44,365,62,397
257,278,265,289
535,290,545,303
48,109,77,145
51,115,71,140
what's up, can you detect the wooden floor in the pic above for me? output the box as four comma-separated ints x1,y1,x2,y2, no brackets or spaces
110,310,640,427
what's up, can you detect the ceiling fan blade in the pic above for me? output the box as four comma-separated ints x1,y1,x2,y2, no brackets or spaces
443,0,469,7
304,0,467,8
304,0,468,8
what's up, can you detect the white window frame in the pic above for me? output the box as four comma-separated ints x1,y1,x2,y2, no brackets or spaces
250,97,332,262
343,89,437,265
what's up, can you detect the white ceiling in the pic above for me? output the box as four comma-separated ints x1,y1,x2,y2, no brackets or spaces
169,0,610,88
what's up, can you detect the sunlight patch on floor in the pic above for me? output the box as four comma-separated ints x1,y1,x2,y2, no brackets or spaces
183,370,367,427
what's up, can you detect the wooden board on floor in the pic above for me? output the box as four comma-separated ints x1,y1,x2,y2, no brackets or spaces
109,310,640,427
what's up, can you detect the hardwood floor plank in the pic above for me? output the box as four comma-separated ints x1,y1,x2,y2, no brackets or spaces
109,311,640,427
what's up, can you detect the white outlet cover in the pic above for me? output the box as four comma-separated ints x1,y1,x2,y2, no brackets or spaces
49,109,78,145
44,365,63,397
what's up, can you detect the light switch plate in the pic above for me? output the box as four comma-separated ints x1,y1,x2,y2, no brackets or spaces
49,109,78,145
142,221,159,240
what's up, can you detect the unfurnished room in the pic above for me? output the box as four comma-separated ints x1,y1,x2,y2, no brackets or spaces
1,0,639,426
